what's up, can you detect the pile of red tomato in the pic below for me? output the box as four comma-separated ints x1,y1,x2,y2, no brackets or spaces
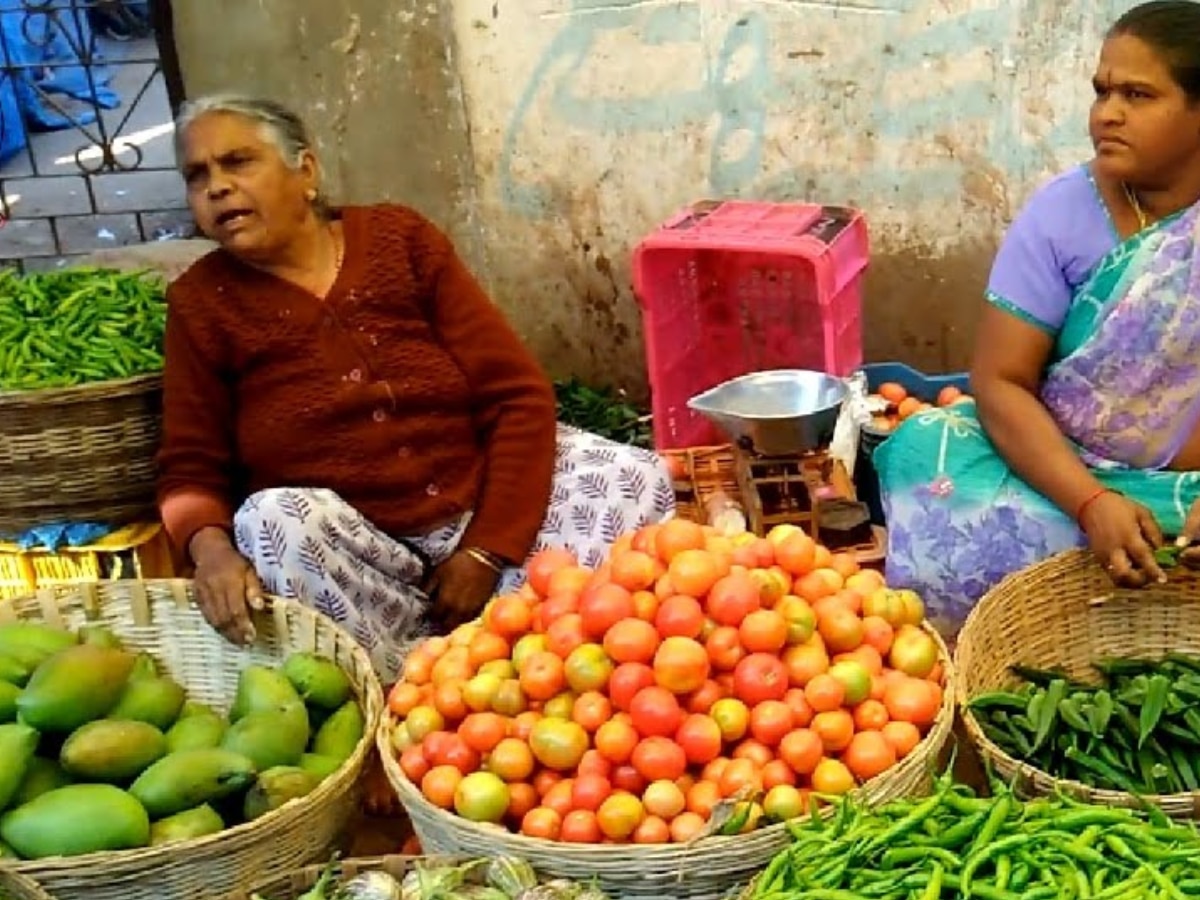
386,520,947,845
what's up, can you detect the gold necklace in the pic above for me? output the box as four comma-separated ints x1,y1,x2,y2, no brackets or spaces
1123,182,1149,230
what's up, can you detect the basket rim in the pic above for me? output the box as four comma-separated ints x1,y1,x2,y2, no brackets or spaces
954,548,1200,809
0,372,162,409
378,623,956,859
0,578,384,875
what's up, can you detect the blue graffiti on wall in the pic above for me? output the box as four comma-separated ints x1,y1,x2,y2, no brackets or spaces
498,0,1130,217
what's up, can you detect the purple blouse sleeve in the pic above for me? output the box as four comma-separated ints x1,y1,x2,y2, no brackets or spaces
985,187,1074,333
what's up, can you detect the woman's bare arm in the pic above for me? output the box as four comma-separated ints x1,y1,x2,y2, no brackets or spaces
970,305,1105,516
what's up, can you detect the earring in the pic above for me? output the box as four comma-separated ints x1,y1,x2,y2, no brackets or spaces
305,189,317,201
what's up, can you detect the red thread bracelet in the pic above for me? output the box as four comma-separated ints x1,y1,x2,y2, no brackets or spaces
1075,488,1113,527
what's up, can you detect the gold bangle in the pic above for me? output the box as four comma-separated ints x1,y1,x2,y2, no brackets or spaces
463,547,503,574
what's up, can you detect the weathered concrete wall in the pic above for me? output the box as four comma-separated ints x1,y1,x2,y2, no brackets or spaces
171,0,1132,396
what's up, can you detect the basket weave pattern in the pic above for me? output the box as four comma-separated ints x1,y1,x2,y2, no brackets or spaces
0,579,384,900
233,855,457,900
0,375,162,535
956,549,1200,817
379,626,956,900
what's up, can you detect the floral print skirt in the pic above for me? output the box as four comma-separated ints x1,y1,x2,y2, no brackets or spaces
233,425,675,680
875,401,1200,642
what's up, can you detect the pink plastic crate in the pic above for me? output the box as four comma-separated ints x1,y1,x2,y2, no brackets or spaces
632,200,869,450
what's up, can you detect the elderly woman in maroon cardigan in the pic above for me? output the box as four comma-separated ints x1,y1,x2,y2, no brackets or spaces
158,94,673,680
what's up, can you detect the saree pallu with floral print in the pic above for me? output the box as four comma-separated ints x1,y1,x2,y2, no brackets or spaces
876,201,1200,639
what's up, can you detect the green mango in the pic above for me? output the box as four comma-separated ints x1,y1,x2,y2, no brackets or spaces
17,645,135,732
108,676,186,730
60,720,167,781
13,757,72,806
312,700,365,763
299,752,342,780
0,723,39,810
130,748,257,819
229,666,303,721
221,705,309,771
0,623,76,661
149,804,225,845
179,700,220,719
165,712,227,753
1,784,149,858
243,766,320,821
0,681,19,723
282,653,352,710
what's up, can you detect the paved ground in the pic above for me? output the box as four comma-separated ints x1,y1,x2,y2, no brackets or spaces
0,33,191,268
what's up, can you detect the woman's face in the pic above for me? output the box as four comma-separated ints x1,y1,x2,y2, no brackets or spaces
180,111,319,261
1089,33,1200,188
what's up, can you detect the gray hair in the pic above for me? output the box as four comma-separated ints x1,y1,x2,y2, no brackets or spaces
174,94,329,214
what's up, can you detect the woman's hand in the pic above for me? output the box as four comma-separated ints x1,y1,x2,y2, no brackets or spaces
425,550,500,632
1078,491,1166,587
190,528,264,644
1177,499,1200,569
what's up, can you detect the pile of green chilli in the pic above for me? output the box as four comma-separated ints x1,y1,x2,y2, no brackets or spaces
0,267,167,392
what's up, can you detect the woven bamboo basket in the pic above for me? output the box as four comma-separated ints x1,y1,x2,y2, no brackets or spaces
956,548,1200,817
379,626,956,900
0,579,384,900
0,374,162,535
0,866,53,900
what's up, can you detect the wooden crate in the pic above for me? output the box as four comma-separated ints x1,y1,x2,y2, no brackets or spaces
0,522,178,600
663,443,884,564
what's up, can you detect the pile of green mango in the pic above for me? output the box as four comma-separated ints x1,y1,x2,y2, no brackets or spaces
0,621,365,860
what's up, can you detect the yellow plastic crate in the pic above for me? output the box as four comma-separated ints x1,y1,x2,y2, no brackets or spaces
0,522,177,600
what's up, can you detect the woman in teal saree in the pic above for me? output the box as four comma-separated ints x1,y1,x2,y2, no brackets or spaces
877,0,1200,639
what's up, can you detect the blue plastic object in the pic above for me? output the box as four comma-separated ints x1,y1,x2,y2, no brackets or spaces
855,362,970,526
7,521,111,551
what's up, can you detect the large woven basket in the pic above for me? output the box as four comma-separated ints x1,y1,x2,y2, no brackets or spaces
0,866,53,900
0,579,384,900
379,625,956,900
0,374,162,535
956,548,1200,818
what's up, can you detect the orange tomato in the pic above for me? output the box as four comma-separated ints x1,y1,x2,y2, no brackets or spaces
642,779,687,819
811,757,856,794
707,572,763,627
775,532,817,577
761,758,797,789
597,792,646,841
783,643,830,688
655,594,707,638
577,748,613,778
595,717,640,764
778,728,824,776
670,811,707,843
559,809,602,843
675,713,723,765
705,625,746,672
527,548,579,598
545,614,586,659
733,653,789,705
782,688,814,727
573,691,614,732
399,744,431,783
529,718,589,772
421,765,463,809
458,712,509,754
520,652,566,702
467,631,511,669
633,814,672,844
739,609,789,654
852,698,891,732
842,730,898,782
732,739,775,768
631,737,688,782
608,662,657,712
387,682,423,717
686,779,722,818
487,737,536,782
653,636,711,695
883,676,941,728
571,772,614,812
718,758,763,798
654,519,707,564
506,782,539,822
603,618,661,665
749,699,795,746
610,550,659,593
630,686,684,738
804,673,846,713
564,643,615,694
881,720,922,758
812,709,855,753
482,595,533,640
579,583,637,641
817,606,865,654
521,806,562,839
